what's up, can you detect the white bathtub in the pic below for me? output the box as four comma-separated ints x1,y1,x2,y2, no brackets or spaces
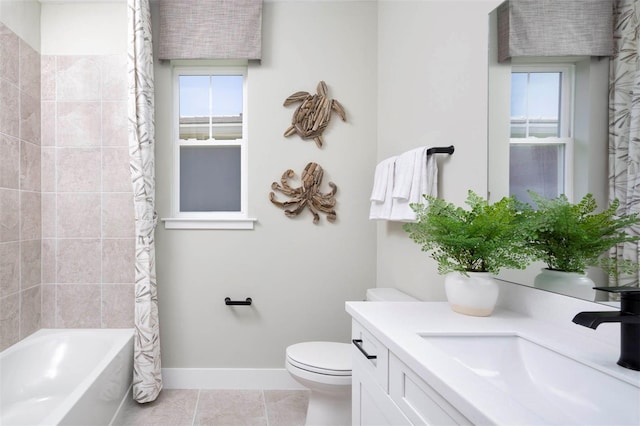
0,329,134,426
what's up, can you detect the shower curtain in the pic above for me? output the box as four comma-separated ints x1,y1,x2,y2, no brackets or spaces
127,0,162,403
609,0,640,290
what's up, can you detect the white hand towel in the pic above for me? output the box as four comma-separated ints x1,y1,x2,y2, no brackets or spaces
389,147,437,222
392,148,421,200
369,157,396,220
370,157,391,202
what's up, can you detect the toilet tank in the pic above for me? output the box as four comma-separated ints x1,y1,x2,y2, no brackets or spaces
365,288,419,301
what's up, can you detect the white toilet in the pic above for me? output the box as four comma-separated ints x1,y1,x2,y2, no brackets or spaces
285,288,418,426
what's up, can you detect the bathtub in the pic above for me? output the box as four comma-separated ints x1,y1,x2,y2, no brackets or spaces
0,329,134,426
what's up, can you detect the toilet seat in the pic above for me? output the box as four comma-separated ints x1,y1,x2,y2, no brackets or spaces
286,342,352,376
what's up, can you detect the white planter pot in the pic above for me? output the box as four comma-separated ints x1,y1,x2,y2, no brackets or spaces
533,268,596,301
444,272,499,317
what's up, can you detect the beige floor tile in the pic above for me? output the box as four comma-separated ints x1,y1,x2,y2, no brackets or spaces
264,390,309,426
113,389,198,426
195,390,267,426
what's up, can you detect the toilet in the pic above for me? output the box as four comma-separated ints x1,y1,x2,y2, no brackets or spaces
285,288,418,426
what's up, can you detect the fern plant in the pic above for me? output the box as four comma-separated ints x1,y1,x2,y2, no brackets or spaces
527,192,640,274
403,190,534,275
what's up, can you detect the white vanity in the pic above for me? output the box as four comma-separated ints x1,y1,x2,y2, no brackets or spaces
346,284,640,425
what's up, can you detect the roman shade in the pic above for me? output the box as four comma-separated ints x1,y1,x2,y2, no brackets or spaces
497,0,613,62
158,0,262,61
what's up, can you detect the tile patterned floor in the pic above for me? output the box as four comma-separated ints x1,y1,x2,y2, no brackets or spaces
112,389,309,426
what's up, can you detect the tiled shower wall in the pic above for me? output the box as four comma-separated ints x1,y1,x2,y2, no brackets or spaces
40,54,135,329
0,22,42,351
1,23,134,350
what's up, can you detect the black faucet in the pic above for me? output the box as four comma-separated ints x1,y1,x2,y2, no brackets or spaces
572,287,640,371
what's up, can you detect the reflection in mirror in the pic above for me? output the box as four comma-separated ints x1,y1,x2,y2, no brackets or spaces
487,5,612,303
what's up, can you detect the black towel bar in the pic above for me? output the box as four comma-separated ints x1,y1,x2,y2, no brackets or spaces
426,145,455,156
225,297,252,306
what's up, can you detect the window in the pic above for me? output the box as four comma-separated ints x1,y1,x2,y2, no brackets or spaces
509,65,574,204
163,66,256,229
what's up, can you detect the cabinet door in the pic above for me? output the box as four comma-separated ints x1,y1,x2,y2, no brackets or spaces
389,354,471,426
353,358,411,426
352,320,389,392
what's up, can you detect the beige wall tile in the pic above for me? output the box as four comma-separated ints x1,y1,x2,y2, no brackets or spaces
20,191,41,241
102,284,134,328
56,239,101,283
101,55,127,101
196,390,268,426
55,284,101,328
20,285,41,338
20,141,41,192
57,102,101,146
57,193,101,238
41,147,56,193
103,147,131,192
41,101,56,146
0,293,19,350
19,39,40,100
0,241,20,297
19,91,41,145
102,101,128,147
102,193,134,238
41,284,56,327
0,79,19,138
56,147,101,192
20,239,41,289
56,56,101,101
41,55,56,101
102,238,134,283
41,239,56,284
0,188,19,242
0,23,19,85
0,134,19,189
41,193,56,238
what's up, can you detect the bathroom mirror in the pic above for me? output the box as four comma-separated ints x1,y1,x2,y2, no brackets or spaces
487,4,612,303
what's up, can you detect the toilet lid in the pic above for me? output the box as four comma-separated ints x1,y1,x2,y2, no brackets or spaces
286,342,352,376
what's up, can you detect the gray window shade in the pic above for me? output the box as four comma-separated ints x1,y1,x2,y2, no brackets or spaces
180,146,241,212
498,0,613,63
510,144,564,204
158,0,262,61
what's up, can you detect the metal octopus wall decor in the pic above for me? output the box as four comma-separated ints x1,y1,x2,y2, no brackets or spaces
269,162,337,224
283,81,346,148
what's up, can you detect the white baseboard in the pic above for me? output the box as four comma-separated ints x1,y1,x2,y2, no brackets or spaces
162,368,307,390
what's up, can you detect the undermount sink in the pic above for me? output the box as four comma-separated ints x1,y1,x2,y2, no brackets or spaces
420,333,640,425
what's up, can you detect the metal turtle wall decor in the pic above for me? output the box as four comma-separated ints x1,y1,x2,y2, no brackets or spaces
283,81,346,148
269,162,337,224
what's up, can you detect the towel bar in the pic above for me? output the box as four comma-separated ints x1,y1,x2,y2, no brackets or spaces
426,145,454,156
225,297,252,306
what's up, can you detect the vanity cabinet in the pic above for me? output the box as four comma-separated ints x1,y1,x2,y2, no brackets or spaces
352,320,471,426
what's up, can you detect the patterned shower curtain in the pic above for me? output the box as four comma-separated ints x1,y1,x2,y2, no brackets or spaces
609,0,640,290
127,0,162,403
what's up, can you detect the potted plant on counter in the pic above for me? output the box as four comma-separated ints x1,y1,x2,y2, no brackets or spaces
526,192,640,299
403,190,534,316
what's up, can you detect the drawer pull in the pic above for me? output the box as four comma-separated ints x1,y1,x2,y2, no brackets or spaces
352,339,377,360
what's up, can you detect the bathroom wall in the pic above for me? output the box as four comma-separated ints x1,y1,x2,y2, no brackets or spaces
0,2,42,351
16,0,510,369
39,1,132,328
153,1,379,368
376,0,503,301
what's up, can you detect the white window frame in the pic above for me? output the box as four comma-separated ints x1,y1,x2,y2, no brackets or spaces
162,65,256,230
510,64,575,202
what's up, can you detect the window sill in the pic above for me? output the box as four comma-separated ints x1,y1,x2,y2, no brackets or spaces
161,217,257,230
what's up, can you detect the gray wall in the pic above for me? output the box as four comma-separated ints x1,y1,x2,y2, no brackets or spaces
153,1,378,368
376,0,501,301
31,0,513,368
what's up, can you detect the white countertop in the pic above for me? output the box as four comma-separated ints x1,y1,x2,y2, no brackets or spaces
345,301,640,425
